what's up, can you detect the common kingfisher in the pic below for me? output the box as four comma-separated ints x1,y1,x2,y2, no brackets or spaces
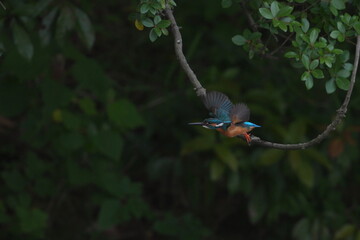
188,91,260,144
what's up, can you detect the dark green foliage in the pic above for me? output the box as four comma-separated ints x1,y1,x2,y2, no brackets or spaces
0,0,360,240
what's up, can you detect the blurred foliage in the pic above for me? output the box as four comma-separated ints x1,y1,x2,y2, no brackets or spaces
0,0,360,239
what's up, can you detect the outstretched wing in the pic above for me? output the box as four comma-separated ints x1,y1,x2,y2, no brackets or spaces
230,103,250,123
202,91,233,122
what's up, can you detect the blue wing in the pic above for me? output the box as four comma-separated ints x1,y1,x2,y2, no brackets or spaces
202,91,233,122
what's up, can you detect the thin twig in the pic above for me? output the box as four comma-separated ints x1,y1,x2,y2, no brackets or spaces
165,4,360,150
241,1,258,32
269,33,294,56
164,7,206,97
240,2,278,59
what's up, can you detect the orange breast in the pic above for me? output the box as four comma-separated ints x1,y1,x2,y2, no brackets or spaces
216,125,250,138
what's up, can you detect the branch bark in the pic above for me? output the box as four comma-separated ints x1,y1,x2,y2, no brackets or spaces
165,6,360,150
164,7,206,97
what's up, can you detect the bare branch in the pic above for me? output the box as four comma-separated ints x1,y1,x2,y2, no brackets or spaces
164,7,206,97
165,4,360,150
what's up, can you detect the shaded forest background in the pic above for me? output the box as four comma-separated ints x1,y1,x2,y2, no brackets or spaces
1,0,360,239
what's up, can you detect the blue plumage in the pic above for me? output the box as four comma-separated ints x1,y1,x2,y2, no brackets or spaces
239,121,261,128
188,91,261,144
202,91,233,122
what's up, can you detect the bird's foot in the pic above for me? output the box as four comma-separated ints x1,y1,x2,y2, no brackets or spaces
244,133,251,146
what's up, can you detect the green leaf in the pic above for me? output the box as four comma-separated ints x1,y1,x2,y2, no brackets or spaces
278,21,288,32
309,28,319,44
305,77,314,89
161,28,169,36
74,8,95,49
149,28,158,42
330,5,338,16
309,59,319,70
331,0,345,10
142,18,154,27
169,0,176,7
330,30,340,39
336,77,350,90
277,6,293,17
232,35,247,46
154,27,162,37
221,0,232,8
140,4,150,14
312,69,324,79
341,13,351,25
289,151,314,188
337,21,345,33
39,7,58,45
270,1,280,17
324,57,333,68
301,18,310,33
214,145,238,171
259,8,273,20
12,21,34,60
301,71,311,81
157,20,171,28
56,6,75,45
92,130,123,161
97,199,121,230
333,48,344,54
337,69,350,78
154,15,161,25
340,50,350,62
284,51,298,58
301,54,310,69
353,21,360,35
314,42,327,48
107,99,144,129
343,63,353,71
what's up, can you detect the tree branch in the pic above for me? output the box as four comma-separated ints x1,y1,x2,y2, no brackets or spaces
164,7,206,97
251,35,360,149
165,5,360,150
241,1,258,32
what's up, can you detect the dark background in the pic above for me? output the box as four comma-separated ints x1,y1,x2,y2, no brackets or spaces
0,0,360,239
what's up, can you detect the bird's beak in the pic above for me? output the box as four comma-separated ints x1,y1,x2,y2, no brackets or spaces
188,122,203,125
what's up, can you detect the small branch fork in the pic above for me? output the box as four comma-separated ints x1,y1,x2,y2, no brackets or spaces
164,6,360,150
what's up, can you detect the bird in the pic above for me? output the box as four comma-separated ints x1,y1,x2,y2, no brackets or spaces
188,91,260,144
